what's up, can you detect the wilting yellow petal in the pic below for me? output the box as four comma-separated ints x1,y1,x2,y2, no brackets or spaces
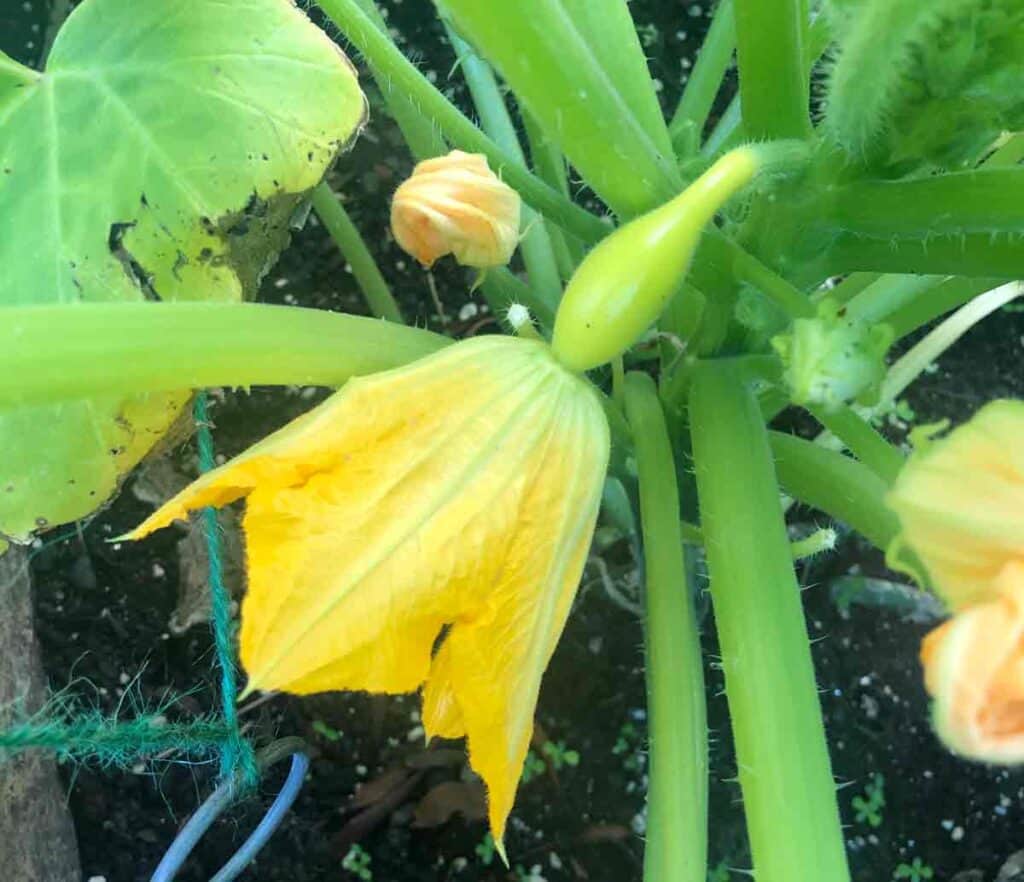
921,560,1024,763
887,400,1024,609
390,150,521,268
127,334,609,846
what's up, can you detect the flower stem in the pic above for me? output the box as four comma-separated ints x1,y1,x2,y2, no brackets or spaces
0,303,448,406
315,0,609,244
624,371,707,882
311,183,404,324
689,363,849,882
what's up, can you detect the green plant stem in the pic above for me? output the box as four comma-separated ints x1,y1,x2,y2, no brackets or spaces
806,404,904,484
721,234,815,318
623,372,707,882
817,272,879,307
689,364,848,882
669,0,735,155
348,0,448,159
767,431,899,549
444,25,562,311
701,13,828,158
436,0,679,217
877,282,1023,413
831,169,1024,238
841,273,946,327
522,109,582,278
734,0,810,140
311,184,404,323
701,96,743,159
0,303,448,406
315,0,609,244
885,276,1005,340
827,233,1024,278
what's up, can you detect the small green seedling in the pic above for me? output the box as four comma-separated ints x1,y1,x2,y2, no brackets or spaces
613,721,646,773
541,740,580,770
894,857,934,881
851,773,886,828
342,844,373,881
520,749,547,783
311,719,341,742
475,833,496,866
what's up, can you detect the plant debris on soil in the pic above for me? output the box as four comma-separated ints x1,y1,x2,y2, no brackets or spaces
6,2,1024,881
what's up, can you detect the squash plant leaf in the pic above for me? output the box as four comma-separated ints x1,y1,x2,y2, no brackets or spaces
0,0,365,542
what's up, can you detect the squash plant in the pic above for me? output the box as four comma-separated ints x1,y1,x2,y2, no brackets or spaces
3,1,1024,881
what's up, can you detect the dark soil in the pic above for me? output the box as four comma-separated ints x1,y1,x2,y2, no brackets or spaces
6,2,1024,881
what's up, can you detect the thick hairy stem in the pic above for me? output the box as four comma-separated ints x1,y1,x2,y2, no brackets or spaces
0,303,448,406
690,363,849,882
734,0,811,140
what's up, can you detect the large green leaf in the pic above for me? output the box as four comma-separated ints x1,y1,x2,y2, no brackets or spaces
0,0,365,542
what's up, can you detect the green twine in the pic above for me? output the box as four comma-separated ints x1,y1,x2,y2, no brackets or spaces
193,392,259,790
0,714,234,766
0,393,259,789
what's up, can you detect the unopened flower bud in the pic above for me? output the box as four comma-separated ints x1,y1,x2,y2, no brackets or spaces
772,300,891,412
921,560,1024,763
390,150,520,269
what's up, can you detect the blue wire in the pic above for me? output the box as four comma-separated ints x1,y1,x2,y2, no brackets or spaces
150,750,309,882
211,753,310,882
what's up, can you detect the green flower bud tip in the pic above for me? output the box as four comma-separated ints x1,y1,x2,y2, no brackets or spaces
550,147,762,373
772,300,893,412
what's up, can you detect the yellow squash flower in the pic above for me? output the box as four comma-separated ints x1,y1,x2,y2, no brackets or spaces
125,335,609,850
390,150,521,269
887,399,1024,609
887,400,1024,762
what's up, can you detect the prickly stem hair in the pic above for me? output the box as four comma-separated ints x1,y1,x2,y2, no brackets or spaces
823,0,1024,169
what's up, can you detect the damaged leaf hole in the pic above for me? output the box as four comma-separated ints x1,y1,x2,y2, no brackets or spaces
107,220,161,301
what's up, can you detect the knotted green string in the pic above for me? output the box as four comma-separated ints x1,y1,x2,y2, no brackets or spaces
0,392,259,792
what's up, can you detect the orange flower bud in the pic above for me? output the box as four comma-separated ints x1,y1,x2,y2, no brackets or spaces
390,150,520,269
921,560,1024,763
